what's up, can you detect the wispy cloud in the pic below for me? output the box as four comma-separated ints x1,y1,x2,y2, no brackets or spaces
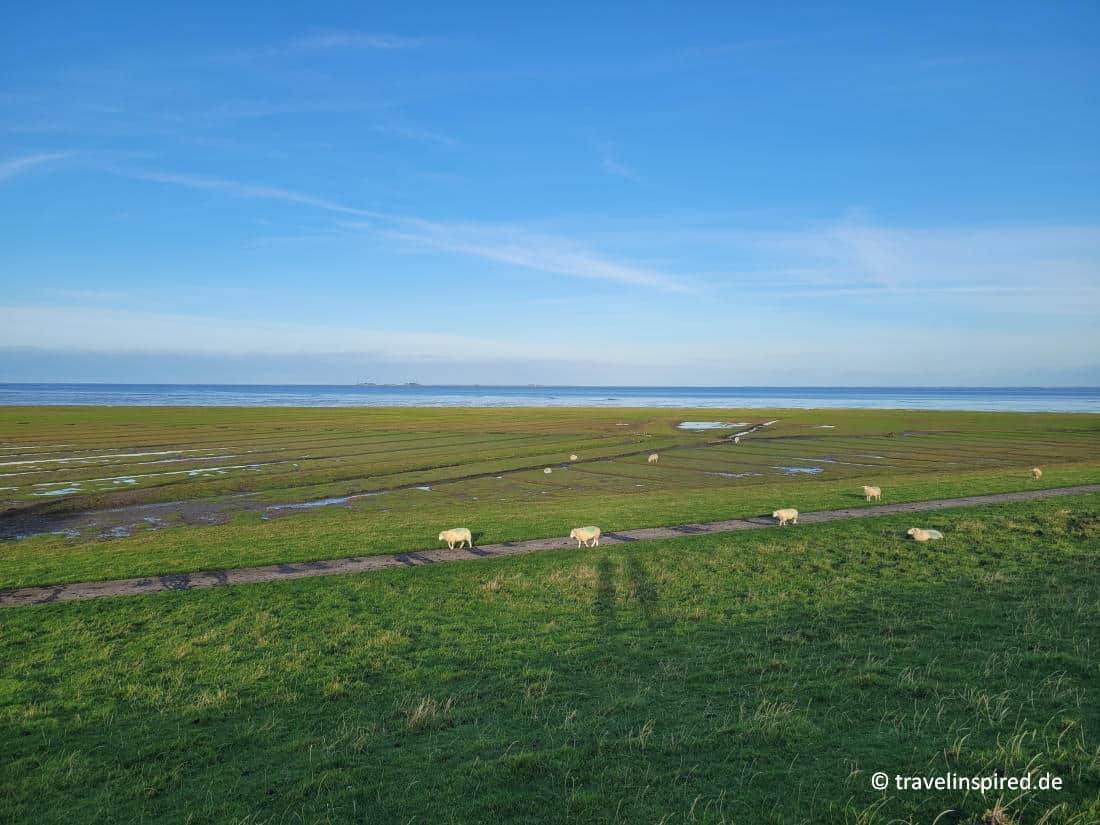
673,38,800,63
0,304,603,363
220,31,426,62
176,99,378,123
372,217,695,293
124,169,389,218
596,143,639,181
627,216,1100,304
371,118,460,149
3,302,1095,385
751,220,1100,294
290,32,425,52
0,152,74,181
112,162,1099,304
121,166,690,292
601,156,639,180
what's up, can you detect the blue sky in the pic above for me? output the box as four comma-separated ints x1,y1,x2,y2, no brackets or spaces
1,1,1098,385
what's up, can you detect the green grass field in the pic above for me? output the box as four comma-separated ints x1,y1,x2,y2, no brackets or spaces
2,494,1098,824
2,406,1099,823
2,406,1100,589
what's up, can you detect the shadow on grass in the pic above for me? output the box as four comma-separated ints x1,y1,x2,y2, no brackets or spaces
592,556,669,629
623,556,666,628
595,556,616,619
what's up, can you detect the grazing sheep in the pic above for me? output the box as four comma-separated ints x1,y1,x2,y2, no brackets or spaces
733,436,740,444
907,527,944,542
648,453,659,464
862,485,882,502
438,527,473,550
1031,467,1042,480
772,508,799,526
569,526,601,548
544,467,553,474
570,454,578,461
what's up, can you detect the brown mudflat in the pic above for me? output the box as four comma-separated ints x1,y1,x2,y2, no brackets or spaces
2,484,1097,608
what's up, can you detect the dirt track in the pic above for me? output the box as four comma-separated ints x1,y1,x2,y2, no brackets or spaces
2,483,1097,608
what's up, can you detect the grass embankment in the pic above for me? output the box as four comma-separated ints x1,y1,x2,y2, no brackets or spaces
1,495,1098,823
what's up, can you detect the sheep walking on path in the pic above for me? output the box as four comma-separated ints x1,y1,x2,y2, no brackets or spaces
569,526,601,548
772,508,798,526
862,485,882,502
438,528,473,550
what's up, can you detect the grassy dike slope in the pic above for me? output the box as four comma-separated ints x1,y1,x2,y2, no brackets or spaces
1,495,1098,824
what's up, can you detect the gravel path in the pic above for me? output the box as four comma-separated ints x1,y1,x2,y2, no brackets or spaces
3,484,1097,608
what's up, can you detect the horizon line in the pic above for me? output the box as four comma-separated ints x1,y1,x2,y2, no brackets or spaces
2,383,1099,391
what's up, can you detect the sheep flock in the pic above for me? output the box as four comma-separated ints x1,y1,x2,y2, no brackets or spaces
436,458,1050,553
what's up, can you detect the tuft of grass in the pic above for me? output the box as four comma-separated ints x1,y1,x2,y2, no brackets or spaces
403,696,455,731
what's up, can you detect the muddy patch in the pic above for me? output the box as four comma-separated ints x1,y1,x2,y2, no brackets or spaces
0,449,211,467
34,485,82,497
0,439,762,542
678,421,751,431
268,493,377,511
1,496,261,542
791,457,880,468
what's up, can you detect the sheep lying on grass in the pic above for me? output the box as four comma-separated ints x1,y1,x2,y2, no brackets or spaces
544,468,553,474
569,526,601,547
907,527,943,542
772,508,798,526
1031,467,1042,480
569,454,578,461
862,485,882,502
648,453,659,464
438,527,473,550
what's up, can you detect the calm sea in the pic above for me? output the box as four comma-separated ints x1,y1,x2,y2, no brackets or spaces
1,384,1098,412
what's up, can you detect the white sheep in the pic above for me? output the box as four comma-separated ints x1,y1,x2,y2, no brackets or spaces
906,527,943,542
438,527,473,550
569,526,601,547
733,436,740,444
1030,467,1042,480
569,454,578,461
772,508,798,526
648,453,659,464
544,467,553,474
862,485,882,502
